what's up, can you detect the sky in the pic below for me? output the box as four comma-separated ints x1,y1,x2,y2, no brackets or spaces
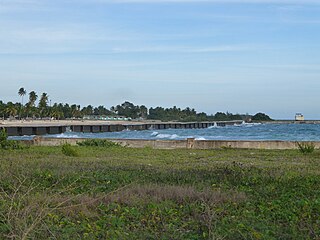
0,0,320,119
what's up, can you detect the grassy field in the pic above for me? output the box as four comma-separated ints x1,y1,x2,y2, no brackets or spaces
0,145,320,239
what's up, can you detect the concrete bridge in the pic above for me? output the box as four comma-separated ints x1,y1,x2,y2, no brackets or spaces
0,120,243,136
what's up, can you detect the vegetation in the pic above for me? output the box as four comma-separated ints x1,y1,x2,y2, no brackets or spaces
61,143,80,157
251,112,273,121
296,142,316,154
0,88,272,122
77,139,122,148
0,146,319,239
18,87,26,120
0,129,24,150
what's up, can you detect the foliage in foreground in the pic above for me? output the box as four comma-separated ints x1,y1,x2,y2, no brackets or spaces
296,141,316,154
0,129,24,150
61,143,79,157
77,139,122,148
0,147,319,239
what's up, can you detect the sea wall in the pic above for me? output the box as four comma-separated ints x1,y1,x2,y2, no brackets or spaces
1,120,243,136
27,137,320,150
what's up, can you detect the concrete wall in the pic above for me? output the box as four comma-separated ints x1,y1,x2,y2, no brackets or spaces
26,137,320,150
2,121,244,136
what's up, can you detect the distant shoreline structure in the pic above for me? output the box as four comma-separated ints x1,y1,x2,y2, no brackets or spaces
2,119,320,137
0,120,243,136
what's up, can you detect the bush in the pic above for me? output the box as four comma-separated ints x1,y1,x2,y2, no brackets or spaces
0,129,24,150
0,128,7,142
296,142,315,154
61,143,79,157
77,139,121,148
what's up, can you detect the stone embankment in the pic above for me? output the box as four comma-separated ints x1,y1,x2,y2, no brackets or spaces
25,137,320,150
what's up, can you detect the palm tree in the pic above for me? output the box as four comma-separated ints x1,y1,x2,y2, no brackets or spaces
38,93,48,118
28,91,38,106
18,87,26,119
5,104,17,119
27,91,38,118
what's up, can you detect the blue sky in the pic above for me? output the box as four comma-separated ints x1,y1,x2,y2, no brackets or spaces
1,0,320,119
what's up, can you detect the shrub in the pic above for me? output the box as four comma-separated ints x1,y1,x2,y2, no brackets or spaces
296,142,315,154
0,128,7,142
61,143,79,157
0,129,24,150
77,139,121,148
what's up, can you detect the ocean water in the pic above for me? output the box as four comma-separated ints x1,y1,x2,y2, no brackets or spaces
9,123,320,141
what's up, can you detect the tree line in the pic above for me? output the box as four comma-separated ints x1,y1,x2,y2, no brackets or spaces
0,88,272,122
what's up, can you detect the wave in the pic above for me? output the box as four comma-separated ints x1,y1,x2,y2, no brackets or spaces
195,137,206,140
54,133,82,138
151,131,180,139
243,122,262,127
156,133,180,139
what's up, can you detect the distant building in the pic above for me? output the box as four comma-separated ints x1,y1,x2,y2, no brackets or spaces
295,113,304,121
83,115,132,121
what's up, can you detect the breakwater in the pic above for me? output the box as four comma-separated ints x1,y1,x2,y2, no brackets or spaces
0,120,243,136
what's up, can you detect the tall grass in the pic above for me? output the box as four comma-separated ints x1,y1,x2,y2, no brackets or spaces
296,142,315,154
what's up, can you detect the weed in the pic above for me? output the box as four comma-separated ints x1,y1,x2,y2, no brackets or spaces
77,139,121,148
221,145,233,150
296,142,315,154
61,143,79,157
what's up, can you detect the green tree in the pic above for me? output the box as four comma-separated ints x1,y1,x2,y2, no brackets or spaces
28,91,38,106
81,105,94,116
252,113,272,121
18,87,26,119
26,91,38,118
38,93,49,118
5,102,17,118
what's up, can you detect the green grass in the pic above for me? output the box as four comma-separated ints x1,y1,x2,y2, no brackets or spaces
1,146,320,239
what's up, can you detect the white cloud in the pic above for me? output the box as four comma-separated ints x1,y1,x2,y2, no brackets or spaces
111,45,254,53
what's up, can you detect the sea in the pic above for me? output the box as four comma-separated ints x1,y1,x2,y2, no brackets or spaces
9,123,320,141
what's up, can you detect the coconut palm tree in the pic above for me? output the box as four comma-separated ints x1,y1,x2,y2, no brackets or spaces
18,87,26,104
18,87,26,119
38,93,49,118
26,91,38,118
5,104,17,119
28,91,38,106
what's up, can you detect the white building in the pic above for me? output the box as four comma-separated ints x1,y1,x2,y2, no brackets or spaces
295,113,304,121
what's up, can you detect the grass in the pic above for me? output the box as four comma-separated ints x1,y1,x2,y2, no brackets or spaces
1,146,320,239
296,142,316,155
